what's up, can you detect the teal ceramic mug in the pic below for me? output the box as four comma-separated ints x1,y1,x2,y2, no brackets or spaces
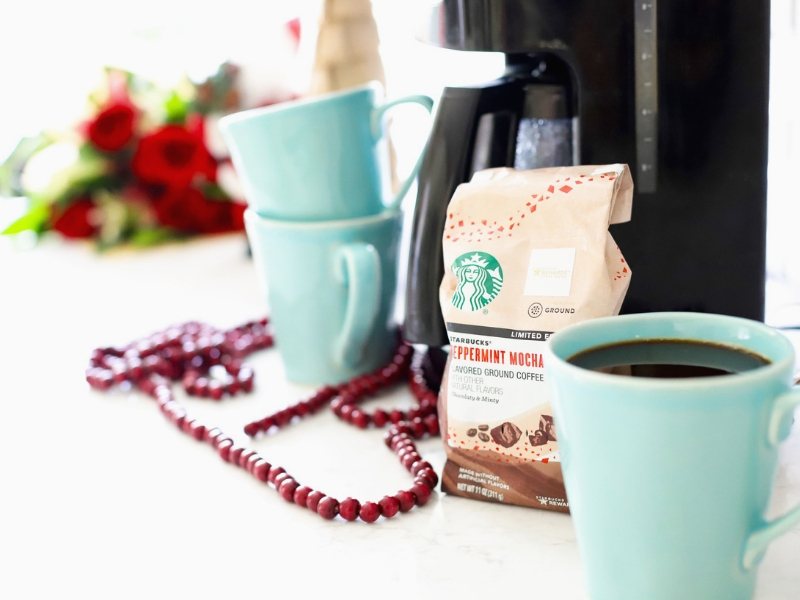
244,208,401,385
220,83,433,221
544,313,800,600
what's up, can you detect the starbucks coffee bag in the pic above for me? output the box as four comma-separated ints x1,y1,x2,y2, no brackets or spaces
439,164,634,511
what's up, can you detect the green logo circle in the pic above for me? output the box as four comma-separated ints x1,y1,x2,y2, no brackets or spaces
451,252,504,312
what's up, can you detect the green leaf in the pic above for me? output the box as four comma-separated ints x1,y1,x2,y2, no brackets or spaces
45,155,114,204
130,228,177,247
201,182,231,201
165,92,187,124
0,133,55,196
1,201,49,235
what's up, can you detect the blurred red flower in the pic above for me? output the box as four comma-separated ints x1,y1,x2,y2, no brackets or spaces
132,124,216,188
87,103,136,152
51,198,98,238
153,187,245,234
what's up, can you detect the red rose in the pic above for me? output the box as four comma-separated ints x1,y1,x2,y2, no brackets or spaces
153,187,244,234
87,103,136,152
51,198,98,239
132,124,217,187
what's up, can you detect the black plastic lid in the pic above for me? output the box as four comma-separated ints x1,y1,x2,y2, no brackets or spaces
415,0,573,54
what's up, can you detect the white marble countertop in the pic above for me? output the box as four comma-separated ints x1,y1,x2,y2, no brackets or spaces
2,234,799,600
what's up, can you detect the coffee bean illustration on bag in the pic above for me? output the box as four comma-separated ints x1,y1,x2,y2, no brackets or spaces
438,165,634,511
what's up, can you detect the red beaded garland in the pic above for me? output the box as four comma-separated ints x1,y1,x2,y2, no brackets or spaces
86,318,441,523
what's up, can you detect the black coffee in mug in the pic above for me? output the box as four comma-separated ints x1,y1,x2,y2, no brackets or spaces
568,339,770,378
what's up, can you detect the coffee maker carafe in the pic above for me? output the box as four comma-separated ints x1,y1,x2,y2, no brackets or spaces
405,0,769,372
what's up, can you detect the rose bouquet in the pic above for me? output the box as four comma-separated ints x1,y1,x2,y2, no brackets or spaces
0,65,250,248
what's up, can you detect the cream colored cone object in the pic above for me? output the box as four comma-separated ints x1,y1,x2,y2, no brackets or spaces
306,0,398,190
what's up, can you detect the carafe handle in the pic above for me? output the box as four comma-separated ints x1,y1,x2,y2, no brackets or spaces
333,243,381,369
371,94,434,212
742,389,800,569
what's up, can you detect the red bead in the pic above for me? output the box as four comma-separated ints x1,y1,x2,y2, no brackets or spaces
383,429,397,447
391,433,413,451
351,409,370,429
182,370,199,387
396,446,417,461
394,423,412,436
111,363,128,384
246,454,261,474
389,410,405,424
330,397,348,415
238,367,254,392
359,501,380,523
410,419,427,439
224,358,242,376
239,449,257,468
294,402,309,417
401,452,421,470
372,409,389,427
343,382,362,398
267,466,286,484
253,460,271,482
279,478,300,502
293,486,313,507
191,421,206,441
126,357,144,381
339,497,361,521
411,461,433,476
306,491,325,512
340,404,355,421
217,440,233,461
208,380,223,400
319,386,339,400
213,434,233,449
244,422,260,437
274,408,295,427
317,497,339,520
379,496,400,519
259,417,275,431
423,415,440,436
204,427,222,444
228,446,244,465
395,490,415,513
94,370,114,390
410,483,431,506
194,377,209,397
272,472,291,488
414,471,433,491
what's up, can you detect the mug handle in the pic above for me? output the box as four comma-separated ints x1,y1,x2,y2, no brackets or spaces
371,94,434,212
742,388,800,569
333,242,382,369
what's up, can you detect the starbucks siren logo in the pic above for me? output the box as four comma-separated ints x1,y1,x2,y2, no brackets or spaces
451,252,504,312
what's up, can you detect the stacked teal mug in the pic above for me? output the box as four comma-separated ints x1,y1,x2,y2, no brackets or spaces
220,83,433,385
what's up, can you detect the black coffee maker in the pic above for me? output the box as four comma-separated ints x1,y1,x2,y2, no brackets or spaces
405,0,769,383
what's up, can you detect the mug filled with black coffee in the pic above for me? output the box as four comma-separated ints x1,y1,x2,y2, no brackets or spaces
544,312,800,600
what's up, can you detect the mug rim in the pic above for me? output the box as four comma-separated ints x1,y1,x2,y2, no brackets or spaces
219,81,383,129
545,312,795,388
244,208,402,231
